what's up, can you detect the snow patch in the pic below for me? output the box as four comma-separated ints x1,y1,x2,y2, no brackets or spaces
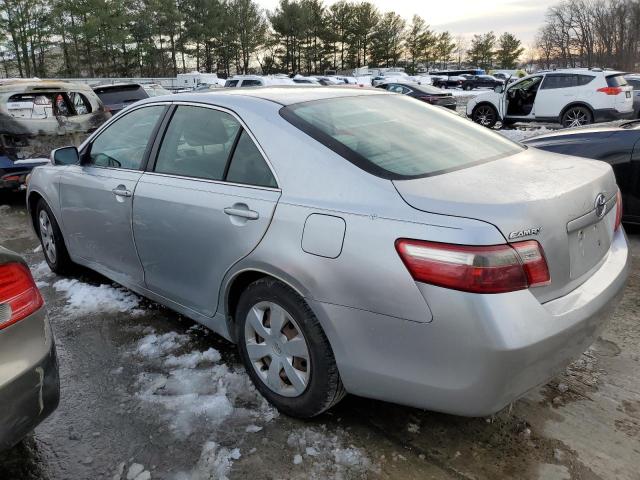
497,127,555,143
53,278,143,316
31,260,53,281
175,441,240,480
286,427,377,477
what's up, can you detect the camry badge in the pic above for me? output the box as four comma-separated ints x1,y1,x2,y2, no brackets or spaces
508,227,541,239
595,193,607,218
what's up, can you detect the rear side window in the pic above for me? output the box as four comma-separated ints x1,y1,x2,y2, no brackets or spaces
607,75,628,87
226,131,277,187
577,75,595,86
155,106,241,180
281,95,523,179
240,79,262,87
541,74,578,89
69,92,92,114
225,80,239,87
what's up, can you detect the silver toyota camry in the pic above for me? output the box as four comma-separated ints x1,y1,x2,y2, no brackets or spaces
26,87,630,418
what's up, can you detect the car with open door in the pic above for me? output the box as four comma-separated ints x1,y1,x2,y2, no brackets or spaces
467,69,634,128
27,88,629,419
522,119,640,225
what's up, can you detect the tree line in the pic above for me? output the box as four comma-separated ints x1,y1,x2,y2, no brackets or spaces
535,0,640,71
0,0,526,79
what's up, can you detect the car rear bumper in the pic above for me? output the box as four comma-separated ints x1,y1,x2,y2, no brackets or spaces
594,108,635,122
313,228,630,416
0,308,60,451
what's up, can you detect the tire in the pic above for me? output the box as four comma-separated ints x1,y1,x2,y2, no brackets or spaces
36,199,74,274
472,104,498,128
464,84,472,91
561,106,593,128
236,278,345,418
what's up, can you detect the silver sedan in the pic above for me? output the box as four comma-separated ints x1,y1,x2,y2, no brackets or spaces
27,87,630,418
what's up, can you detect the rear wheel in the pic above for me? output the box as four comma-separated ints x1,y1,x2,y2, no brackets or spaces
36,199,73,274
236,278,345,418
561,106,593,128
464,84,473,91
472,104,498,128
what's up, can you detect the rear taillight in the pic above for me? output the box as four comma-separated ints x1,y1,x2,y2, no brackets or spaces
0,262,44,330
615,189,623,231
597,87,623,95
395,239,550,294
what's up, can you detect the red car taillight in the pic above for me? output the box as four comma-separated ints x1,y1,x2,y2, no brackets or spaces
395,239,550,294
0,262,44,330
615,189,623,231
597,87,623,95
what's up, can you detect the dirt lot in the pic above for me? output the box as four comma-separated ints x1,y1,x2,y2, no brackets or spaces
0,191,638,480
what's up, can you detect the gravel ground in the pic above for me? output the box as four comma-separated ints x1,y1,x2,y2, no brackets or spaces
0,190,639,480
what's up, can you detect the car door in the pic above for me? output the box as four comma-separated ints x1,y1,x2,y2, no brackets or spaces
534,74,578,119
132,104,281,317
58,104,167,286
502,76,542,120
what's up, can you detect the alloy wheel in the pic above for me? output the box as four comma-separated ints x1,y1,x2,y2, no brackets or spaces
244,301,310,397
475,106,496,127
39,210,57,264
563,108,590,127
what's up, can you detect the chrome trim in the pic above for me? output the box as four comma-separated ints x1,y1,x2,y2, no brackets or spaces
139,171,281,193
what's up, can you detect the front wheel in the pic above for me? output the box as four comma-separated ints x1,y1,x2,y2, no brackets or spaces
236,278,345,418
36,199,74,274
472,104,498,128
561,106,593,128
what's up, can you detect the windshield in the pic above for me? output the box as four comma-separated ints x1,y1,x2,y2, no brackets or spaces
280,95,523,179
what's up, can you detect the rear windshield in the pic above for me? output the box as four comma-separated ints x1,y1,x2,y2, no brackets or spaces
94,85,147,105
606,75,628,87
280,95,523,179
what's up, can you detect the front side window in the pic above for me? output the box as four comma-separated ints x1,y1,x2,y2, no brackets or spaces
69,92,92,114
281,95,523,179
155,106,241,180
225,80,239,87
226,131,277,187
88,105,165,169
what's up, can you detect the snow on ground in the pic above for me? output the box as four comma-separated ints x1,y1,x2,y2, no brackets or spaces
449,88,492,97
31,260,54,282
497,127,555,143
285,427,378,478
175,441,241,480
132,329,276,439
52,278,144,316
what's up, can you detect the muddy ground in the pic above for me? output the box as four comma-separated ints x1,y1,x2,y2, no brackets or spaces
0,190,638,480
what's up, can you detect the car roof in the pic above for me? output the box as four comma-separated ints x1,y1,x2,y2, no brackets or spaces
157,86,387,106
0,79,94,94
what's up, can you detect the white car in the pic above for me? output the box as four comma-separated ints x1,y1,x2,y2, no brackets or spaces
225,75,295,88
466,69,634,128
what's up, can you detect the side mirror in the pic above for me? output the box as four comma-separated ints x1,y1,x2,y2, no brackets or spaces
51,146,79,166
494,85,504,94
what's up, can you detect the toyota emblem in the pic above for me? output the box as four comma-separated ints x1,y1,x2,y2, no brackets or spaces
595,193,607,218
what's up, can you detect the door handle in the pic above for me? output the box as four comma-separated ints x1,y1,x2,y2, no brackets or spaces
112,187,132,198
224,206,259,220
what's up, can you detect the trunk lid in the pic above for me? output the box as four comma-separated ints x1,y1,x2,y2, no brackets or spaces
393,148,618,303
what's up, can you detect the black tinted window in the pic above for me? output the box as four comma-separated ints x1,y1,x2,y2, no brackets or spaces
94,85,148,105
541,74,578,89
89,106,164,169
155,106,241,180
226,131,277,187
577,75,595,86
241,80,262,87
607,75,628,87
225,80,239,87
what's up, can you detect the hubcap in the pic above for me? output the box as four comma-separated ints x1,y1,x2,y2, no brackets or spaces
476,107,494,126
244,301,310,397
564,109,589,127
39,210,57,263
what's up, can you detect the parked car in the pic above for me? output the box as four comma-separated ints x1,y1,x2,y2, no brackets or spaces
371,71,409,87
522,119,640,225
28,88,629,419
431,75,466,89
92,83,151,115
623,74,640,118
141,83,172,97
0,246,59,450
376,81,457,110
467,69,634,128
0,79,110,159
461,75,504,91
224,75,295,88
0,148,48,191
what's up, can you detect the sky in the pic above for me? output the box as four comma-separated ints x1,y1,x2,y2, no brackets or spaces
257,0,558,46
